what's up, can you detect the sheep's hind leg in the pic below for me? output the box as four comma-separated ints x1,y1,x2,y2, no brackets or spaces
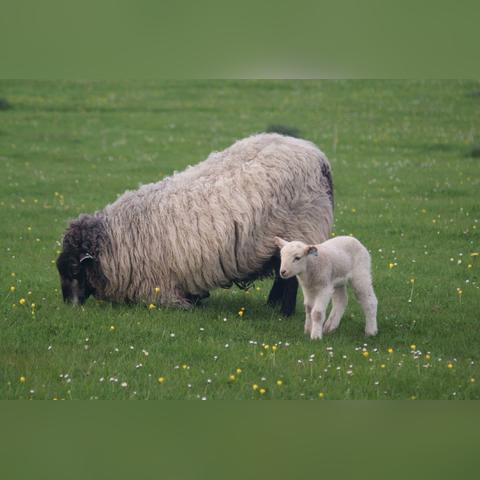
352,277,378,337
267,256,298,316
280,276,298,317
267,257,284,306
323,285,348,334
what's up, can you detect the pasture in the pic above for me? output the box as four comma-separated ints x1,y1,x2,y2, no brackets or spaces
0,80,479,399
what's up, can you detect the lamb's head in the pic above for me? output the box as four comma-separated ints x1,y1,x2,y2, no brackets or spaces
274,237,318,279
56,214,107,305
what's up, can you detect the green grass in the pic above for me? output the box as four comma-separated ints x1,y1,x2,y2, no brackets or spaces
1,80,479,400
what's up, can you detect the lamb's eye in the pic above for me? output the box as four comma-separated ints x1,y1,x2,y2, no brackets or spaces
294,256,301,262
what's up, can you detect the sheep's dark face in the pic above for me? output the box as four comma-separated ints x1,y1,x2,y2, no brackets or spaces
56,250,96,305
57,214,106,305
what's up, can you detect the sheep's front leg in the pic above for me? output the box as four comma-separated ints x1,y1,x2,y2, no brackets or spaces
310,288,333,340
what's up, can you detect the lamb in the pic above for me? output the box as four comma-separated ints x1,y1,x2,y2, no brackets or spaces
57,133,334,315
274,235,378,339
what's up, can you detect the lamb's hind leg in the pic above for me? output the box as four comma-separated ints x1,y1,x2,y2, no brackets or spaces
352,275,378,337
323,285,348,334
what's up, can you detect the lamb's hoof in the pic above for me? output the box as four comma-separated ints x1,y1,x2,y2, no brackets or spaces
310,330,323,341
365,328,378,337
323,322,336,334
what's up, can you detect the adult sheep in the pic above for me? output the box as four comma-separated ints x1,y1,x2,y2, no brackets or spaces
56,132,334,316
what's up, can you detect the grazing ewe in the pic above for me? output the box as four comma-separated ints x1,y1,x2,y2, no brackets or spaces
274,236,378,339
57,133,333,314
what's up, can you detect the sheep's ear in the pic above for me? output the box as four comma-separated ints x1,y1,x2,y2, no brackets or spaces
80,253,94,264
306,246,318,257
274,237,288,248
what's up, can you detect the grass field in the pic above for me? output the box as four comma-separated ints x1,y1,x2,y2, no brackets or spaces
0,80,479,400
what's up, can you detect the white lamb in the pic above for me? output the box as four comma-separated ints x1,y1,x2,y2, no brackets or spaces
274,236,378,340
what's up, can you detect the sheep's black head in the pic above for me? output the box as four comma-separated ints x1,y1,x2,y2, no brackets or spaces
56,215,106,305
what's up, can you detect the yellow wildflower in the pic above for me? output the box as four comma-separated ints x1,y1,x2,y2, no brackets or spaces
19,298,26,305
259,388,266,395
272,345,277,352
236,368,242,374
109,325,115,331
252,384,259,391
154,287,160,293
148,303,156,310
380,364,386,369
362,351,369,358
228,374,236,381
447,363,453,369
158,376,165,384
10,286,15,292
387,348,394,354
318,392,325,399
19,376,26,383
410,344,416,350
276,379,283,386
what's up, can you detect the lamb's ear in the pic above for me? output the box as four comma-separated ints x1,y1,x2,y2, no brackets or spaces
306,246,318,257
274,237,288,249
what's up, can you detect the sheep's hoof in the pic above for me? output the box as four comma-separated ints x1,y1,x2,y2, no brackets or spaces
365,328,378,337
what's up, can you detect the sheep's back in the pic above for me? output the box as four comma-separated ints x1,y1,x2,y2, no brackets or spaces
101,133,333,297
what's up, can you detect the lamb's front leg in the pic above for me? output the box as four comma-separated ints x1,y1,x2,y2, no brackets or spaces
310,287,333,340
323,285,348,334
304,304,312,335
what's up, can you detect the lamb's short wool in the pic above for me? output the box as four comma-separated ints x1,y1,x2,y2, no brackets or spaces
57,133,333,314
274,235,378,339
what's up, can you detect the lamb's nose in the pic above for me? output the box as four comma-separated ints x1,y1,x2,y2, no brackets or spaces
281,270,287,277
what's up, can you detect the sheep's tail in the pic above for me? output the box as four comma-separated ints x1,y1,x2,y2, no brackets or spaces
321,162,334,208
266,125,333,208
265,125,301,138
